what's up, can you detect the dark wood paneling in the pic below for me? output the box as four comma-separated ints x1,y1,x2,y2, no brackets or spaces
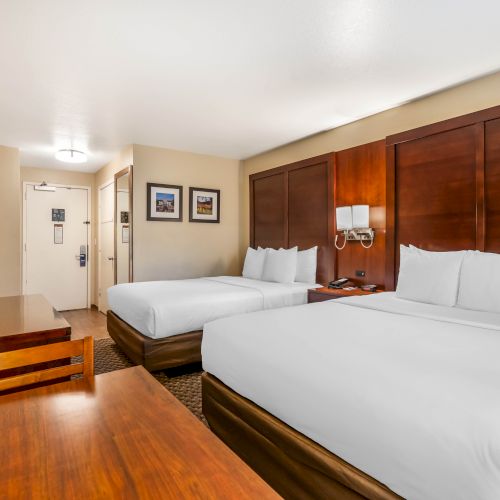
386,107,500,290
385,145,396,290
396,125,477,253
249,154,334,285
335,140,386,287
251,172,287,249
386,124,484,289
485,118,500,253
288,158,333,284
386,104,500,146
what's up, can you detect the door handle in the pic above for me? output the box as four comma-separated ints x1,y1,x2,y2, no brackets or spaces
107,257,115,261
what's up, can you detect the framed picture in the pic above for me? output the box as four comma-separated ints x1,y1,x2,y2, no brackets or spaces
147,183,183,222
189,187,220,223
120,211,129,223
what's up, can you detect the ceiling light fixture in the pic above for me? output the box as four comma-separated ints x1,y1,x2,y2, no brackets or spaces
55,149,87,163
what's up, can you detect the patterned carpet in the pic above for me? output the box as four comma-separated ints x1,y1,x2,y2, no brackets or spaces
92,338,206,424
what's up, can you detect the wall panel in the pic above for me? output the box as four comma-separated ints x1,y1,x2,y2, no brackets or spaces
250,154,334,285
335,140,386,286
485,118,500,253
251,173,287,250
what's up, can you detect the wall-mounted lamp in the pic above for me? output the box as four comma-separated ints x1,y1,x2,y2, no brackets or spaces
335,205,375,250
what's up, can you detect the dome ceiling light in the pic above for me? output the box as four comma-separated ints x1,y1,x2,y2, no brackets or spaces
55,149,87,163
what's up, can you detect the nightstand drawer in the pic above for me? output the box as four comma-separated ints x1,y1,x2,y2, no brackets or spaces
308,287,382,303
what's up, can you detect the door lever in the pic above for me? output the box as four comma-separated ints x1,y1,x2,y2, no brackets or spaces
107,257,115,261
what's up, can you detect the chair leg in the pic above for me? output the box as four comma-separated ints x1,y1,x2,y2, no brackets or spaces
83,336,95,378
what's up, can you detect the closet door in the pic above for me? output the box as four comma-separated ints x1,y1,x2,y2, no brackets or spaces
485,118,500,253
250,171,287,249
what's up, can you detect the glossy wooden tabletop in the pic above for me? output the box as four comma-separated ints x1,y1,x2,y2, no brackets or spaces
0,294,69,337
0,365,279,499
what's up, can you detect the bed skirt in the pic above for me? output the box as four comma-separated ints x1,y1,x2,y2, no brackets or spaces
201,373,401,500
107,311,202,371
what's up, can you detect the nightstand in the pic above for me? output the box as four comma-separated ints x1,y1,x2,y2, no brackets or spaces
307,287,382,303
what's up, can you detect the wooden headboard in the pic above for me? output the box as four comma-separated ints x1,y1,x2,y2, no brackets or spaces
385,105,500,290
249,153,334,285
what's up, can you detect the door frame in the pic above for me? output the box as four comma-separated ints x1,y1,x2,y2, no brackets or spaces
22,181,92,309
97,178,115,313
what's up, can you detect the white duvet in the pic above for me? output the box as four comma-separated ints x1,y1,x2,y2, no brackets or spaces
202,292,500,500
107,276,317,338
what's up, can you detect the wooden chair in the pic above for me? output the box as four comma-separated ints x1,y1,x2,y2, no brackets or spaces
0,336,94,392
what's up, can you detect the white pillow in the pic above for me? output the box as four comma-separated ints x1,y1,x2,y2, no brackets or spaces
242,247,268,280
396,244,465,306
262,247,298,284
457,251,500,313
295,246,318,284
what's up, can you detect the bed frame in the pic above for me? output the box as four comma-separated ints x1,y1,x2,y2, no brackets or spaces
107,311,202,371
202,373,401,500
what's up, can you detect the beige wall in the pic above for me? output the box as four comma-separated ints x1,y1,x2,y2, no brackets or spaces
20,167,96,304
0,146,21,297
240,70,500,256
132,144,241,281
95,145,133,188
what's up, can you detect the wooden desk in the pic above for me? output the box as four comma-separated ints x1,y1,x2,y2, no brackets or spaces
0,294,71,352
0,366,279,499
308,287,383,303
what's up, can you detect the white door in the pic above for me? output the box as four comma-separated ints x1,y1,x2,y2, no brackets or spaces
24,184,89,311
98,181,115,313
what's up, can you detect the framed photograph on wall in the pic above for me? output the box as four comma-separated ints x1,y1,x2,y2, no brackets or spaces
147,183,183,222
189,187,220,223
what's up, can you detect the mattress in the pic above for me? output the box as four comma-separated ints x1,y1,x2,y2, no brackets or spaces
202,292,500,500
107,276,318,339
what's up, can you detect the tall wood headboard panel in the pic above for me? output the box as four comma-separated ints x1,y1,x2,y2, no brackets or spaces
335,140,386,287
250,153,334,285
386,105,500,290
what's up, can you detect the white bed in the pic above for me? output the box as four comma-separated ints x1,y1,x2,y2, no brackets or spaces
202,292,500,500
108,276,319,339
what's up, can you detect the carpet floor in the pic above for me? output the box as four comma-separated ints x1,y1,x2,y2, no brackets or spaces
91,338,206,424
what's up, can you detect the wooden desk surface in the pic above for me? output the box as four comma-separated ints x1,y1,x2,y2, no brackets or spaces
0,366,279,499
0,294,69,338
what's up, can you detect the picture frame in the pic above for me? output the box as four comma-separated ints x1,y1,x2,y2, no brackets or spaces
147,183,183,222
189,187,220,223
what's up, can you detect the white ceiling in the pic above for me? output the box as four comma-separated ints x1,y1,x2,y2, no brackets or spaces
1,0,500,172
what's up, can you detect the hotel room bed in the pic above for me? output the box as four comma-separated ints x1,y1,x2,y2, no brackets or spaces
107,276,317,370
201,292,500,500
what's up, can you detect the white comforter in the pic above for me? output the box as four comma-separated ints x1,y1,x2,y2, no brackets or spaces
107,276,317,338
202,292,500,500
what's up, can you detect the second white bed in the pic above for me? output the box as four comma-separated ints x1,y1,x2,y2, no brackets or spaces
202,292,500,500
108,276,318,338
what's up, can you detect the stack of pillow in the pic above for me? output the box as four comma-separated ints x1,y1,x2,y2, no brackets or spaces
242,246,318,285
397,244,500,313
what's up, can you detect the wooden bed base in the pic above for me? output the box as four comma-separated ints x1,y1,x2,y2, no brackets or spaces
107,311,202,371
202,373,401,500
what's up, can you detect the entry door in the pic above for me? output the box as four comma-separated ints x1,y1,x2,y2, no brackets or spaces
98,181,115,313
24,184,89,311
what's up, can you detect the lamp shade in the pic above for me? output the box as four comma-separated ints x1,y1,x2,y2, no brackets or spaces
352,205,369,228
336,206,353,230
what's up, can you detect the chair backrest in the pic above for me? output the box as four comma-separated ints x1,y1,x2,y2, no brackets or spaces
0,336,94,392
